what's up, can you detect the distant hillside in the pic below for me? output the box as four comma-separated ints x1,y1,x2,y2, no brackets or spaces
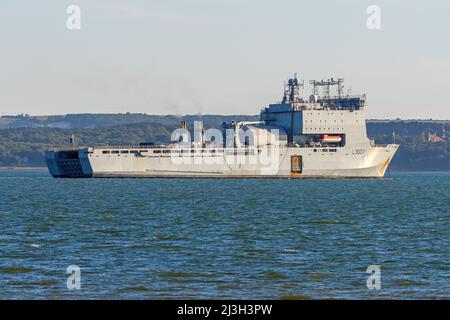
0,114,449,171
366,122,450,171
0,113,258,129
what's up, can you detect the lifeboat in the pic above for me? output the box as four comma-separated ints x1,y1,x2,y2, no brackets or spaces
320,135,342,143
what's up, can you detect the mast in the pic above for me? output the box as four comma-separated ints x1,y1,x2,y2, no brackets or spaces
282,73,303,104
309,78,344,107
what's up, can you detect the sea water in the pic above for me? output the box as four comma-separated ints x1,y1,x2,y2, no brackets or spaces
0,170,448,299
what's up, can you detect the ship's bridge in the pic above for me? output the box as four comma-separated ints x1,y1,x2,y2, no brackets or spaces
259,76,370,146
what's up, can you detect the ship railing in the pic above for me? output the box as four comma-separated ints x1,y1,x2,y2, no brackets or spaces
92,144,168,150
49,143,354,152
373,144,389,147
48,146,87,152
48,145,166,152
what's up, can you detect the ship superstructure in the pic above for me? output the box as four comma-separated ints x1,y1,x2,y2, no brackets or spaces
46,75,399,178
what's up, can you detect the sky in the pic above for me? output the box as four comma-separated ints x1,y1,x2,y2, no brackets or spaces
0,0,449,119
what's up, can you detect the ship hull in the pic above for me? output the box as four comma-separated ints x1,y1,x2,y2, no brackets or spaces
46,144,399,179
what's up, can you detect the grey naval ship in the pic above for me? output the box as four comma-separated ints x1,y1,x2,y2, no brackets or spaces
46,75,399,178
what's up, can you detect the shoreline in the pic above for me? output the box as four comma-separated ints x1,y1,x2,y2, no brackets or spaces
0,166,47,171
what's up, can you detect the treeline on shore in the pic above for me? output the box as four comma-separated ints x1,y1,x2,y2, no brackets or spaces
0,114,449,171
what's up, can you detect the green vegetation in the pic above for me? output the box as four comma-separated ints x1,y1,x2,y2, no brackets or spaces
0,123,175,166
0,114,449,171
367,122,450,171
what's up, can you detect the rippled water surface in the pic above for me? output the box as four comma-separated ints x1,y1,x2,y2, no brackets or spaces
0,170,449,299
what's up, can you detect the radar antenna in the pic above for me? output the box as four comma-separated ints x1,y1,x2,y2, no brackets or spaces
309,77,345,106
282,73,304,104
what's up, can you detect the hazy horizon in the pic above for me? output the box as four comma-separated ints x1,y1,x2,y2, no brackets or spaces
1,0,449,119
3,112,450,121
